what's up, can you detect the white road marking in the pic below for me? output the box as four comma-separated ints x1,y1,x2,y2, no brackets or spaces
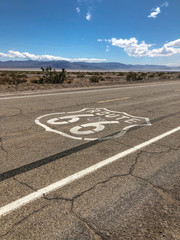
47,114,93,125
35,108,151,141
98,97,130,103
70,121,119,135
0,126,180,217
0,82,180,100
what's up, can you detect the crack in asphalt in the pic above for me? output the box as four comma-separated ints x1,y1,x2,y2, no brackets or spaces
0,137,8,161
0,204,49,238
112,137,179,154
1,148,179,238
70,213,104,240
1,108,180,237
0,173,130,237
128,150,180,206
156,143,180,151
129,151,143,174
0,150,139,237
13,177,37,192
1,110,180,182
43,178,116,240
1,122,35,138
129,133,180,151
130,174,180,206
71,209,112,240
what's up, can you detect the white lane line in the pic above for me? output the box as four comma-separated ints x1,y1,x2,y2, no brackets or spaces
98,97,130,103
0,126,180,217
0,82,180,100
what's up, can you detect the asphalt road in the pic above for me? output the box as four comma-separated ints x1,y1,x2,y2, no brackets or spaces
0,81,180,240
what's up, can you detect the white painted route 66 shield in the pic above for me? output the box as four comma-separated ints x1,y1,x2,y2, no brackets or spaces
35,108,151,141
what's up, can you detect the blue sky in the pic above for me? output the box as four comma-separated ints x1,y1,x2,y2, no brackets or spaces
0,0,180,65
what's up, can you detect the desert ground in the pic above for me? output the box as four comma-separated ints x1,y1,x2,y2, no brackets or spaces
0,69,180,93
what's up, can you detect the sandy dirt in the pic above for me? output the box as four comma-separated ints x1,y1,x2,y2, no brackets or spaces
0,70,179,93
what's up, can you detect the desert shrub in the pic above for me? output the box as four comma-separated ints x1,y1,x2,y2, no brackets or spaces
177,74,180,79
31,79,38,84
76,72,84,78
10,73,27,85
140,72,147,78
19,73,28,78
126,72,144,81
126,72,137,81
117,72,125,76
0,76,12,85
66,78,74,84
157,72,164,76
162,75,168,79
0,72,7,77
0,72,27,85
40,66,53,83
40,67,67,84
87,72,94,75
105,76,112,80
94,72,101,75
149,73,156,78
137,76,143,81
89,75,101,83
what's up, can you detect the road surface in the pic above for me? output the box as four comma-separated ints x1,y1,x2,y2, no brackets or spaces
0,81,180,239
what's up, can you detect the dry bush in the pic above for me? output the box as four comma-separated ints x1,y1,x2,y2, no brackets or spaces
89,75,101,83
66,78,74,84
39,67,67,84
157,72,165,76
117,72,125,76
149,73,156,78
0,76,11,85
76,72,85,78
126,72,140,81
0,72,27,85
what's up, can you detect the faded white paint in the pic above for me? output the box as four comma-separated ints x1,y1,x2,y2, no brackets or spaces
70,121,119,135
47,114,93,125
35,108,151,141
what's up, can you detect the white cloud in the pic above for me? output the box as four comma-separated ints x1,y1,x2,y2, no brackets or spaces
76,0,96,21
148,7,161,18
162,1,168,7
110,38,152,57
106,46,109,52
104,39,111,43
86,12,91,21
165,39,180,47
76,7,80,14
148,2,168,18
97,39,103,42
99,37,180,57
0,50,107,63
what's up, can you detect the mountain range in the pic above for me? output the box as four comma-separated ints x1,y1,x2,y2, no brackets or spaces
0,60,179,71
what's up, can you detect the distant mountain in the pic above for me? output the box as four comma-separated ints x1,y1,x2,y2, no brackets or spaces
0,60,179,71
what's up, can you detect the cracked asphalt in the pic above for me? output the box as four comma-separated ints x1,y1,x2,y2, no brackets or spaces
0,81,180,239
